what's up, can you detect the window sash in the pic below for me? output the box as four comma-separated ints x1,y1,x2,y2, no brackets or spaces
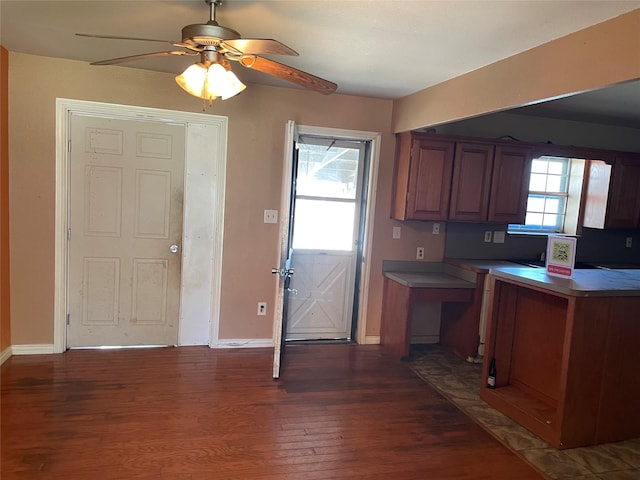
510,157,571,233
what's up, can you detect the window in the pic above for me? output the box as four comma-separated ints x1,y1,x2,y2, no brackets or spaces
291,138,365,250
509,156,571,233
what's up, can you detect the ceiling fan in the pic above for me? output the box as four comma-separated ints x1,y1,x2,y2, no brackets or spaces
77,0,337,100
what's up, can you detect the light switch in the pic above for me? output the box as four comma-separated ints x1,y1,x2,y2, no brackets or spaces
392,226,401,239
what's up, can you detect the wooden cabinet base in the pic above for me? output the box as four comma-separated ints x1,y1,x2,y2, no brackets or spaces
380,278,475,359
481,278,640,449
440,272,486,360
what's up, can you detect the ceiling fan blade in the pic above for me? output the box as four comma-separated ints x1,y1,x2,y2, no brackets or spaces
239,56,337,95
223,38,298,56
77,33,176,43
91,51,198,66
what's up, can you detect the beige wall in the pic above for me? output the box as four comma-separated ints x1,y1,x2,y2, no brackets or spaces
392,8,640,132
8,10,639,347
7,52,440,345
1,46,10,352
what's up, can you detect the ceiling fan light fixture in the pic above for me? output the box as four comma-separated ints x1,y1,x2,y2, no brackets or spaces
175,62,246,101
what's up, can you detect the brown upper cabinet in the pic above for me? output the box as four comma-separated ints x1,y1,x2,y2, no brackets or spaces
392,132,532,223
584,155,640,229
487,145,534,223
448,143,494,222
392,133,454,221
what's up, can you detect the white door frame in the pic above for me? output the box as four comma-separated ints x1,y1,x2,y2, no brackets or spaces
273,124,381,348
54,98,228,352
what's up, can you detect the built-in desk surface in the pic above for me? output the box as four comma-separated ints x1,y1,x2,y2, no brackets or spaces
380,262,480,359
383,271,476,289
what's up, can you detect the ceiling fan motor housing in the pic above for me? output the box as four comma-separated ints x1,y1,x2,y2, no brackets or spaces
181,23,241,47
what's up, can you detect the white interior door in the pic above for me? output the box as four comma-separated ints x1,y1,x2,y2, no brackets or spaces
67,113,185,347
286,136,366,340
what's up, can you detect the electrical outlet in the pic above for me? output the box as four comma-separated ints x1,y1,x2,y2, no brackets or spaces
257,302,267,316
626,237,633,248
263,209,278,224
484,231,492,243
416,247,425,260
432,223,440,235
392,226,401,239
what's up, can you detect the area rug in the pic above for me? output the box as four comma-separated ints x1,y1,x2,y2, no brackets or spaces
408,345,640,480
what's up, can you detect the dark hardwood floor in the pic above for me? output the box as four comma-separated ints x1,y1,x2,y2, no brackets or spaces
1,344,544,479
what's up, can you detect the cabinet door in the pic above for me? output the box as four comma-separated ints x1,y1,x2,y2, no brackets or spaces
404,139,454,220
449,143,494,222
605,156,640,229
488,145,532,224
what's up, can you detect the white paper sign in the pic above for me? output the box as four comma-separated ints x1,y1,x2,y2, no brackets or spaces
546,235,577,278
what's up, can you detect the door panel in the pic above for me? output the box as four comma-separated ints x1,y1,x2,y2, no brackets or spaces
131,258,168,324
488,146,532,223
606,156,640,229
449,142,494,222
84,166,122,236
287,250,354,339
67,114,185,347
135,170,172,238
83,257,119,325
407,139,454,220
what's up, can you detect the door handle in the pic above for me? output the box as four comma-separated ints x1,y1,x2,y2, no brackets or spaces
271,268,294,277
169,244,180,253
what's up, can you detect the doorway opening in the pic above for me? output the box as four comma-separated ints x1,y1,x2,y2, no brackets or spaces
285,134,371,342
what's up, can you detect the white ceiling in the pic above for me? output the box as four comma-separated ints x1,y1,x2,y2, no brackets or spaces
1,0,639,126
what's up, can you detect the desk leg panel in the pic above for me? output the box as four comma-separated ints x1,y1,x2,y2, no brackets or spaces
380,278,412,359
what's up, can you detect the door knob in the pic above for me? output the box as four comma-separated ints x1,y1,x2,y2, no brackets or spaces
169,244,180,253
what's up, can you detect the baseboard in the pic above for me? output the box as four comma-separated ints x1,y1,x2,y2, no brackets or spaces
11,344,56,355
363,335,380,344
214,338,274,348
0,346,12,364
411,335,440,344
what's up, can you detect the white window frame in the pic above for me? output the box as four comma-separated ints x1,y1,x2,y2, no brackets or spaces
509,156,573,234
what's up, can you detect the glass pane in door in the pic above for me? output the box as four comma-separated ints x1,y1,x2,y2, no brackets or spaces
296,144,360,199
292,199,356,250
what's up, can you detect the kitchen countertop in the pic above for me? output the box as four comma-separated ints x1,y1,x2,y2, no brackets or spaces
382,260,479,288
489,266,640,297
445,259,515,273
383,271,476,289
384,259,640,296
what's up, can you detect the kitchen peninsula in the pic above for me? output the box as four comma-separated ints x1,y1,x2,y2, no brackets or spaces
481,267,640,449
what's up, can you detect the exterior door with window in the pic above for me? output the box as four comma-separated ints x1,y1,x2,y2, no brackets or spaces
286,137,366,340
67,114,185,347
272,121,297,378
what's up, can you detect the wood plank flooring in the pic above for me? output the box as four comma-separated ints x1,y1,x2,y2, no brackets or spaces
1,344,544,479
